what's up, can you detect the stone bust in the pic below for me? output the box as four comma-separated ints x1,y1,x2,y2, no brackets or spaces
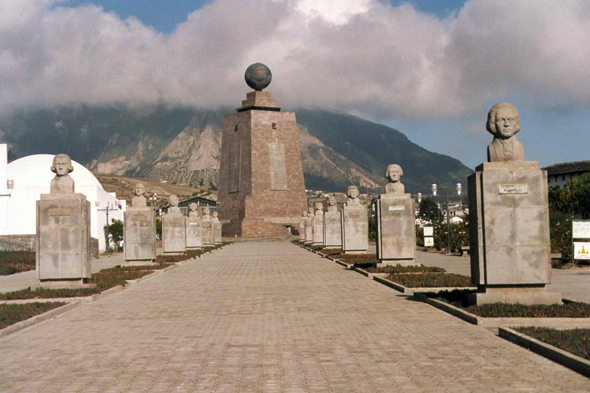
202,206,211,219
346,186,361,206
131,183,147,207
302,211,307,218
384,164,405,195
314,202,324,216
486,102,524,162
188,202,200,217
307,205,314,218
327,195,338,212
212,211,219,221
50,154,75,194
167,195,181,215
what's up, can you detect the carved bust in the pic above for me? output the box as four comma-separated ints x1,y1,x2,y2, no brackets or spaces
202,206,211,219
167,195,181,215
50,154,74,194
486,102,524,162
327,195,338,212
302,211,307,218
346,186,361,206
188,202,200,217
384,164,405,195
212,211,219,221
307,205,314,218
314,202,324,216
131,183,147,207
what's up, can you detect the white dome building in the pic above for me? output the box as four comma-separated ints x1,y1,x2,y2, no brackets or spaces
0,150,126,251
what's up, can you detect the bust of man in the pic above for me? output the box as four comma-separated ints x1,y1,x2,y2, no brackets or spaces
327,195,338,212
314,202,324,216
212,211,219,221
307,205,314,218
346,186,361,206
131,183,147,207
302,211,307,219
384,164,405,195
188,202,200,217
202,206,211,219
50,154,75,194
167,195,181,215
486,102,524,162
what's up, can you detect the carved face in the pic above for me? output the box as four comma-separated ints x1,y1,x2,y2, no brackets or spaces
133,184,145,196
495,107,519,139
212,211,218,218
169,195,179,207
387,167,401,182
189,203,198,212
303,211,307,217
308,205,314,214
328,196,336,206
348,188,359,199
203,207,211,216
53,155,71,176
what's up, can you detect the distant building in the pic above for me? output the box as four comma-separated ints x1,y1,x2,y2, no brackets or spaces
159,195,217,216
542,160,590,189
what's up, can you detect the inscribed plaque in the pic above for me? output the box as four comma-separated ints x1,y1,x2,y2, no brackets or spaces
268,143,288,190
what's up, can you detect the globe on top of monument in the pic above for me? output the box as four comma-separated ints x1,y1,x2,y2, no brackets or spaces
245,63,272,91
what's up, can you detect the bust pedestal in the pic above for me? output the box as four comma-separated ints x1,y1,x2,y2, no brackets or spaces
185,216,203,249
376,194,416,266
36,193,92,288
304,217,314,245
312,214,324,245
124,207,156,262
468,161,561,305
163,214,186,254
213,220,222,244
298,217,306,242
202,218,214,247
323,211,342,249
341,205,368,254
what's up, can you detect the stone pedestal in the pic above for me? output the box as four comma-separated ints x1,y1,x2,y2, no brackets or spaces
36,193,92,287
185,216,202,249
304,217,313,245
468,161,561,305
202,219,214,247
323,211,342,249
124,207,156,262
163,214,186,254
218,91,307,238
376,194,416,266
341,206,368,254
298,217,306,242
312,214,324,245
213,220,222,244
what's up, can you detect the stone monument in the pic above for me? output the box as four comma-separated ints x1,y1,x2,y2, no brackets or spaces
185,202,202,249
341,186,368,253
304,205,314,245
218,63,307,238
468,102,560,305
323,195,342,249
312,202,324,246
299,212,307,242
162,194,186,254
36,154,92,288
124,182,156,262
212,211,222,244
201,206,214,247
376,164,416,265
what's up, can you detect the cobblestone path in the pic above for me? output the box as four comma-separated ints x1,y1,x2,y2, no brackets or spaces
0,242,588,392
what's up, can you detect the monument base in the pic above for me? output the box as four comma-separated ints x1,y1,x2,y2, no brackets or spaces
187,246,202,250
323,246,341,250
467,286,562,306
344,250,368,255
40,279,97,290
378,259,417,267
121,261,157,267
223,218,292,238
124,208,156,262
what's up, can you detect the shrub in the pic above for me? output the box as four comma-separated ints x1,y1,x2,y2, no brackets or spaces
0,302,66,329
515,327,590,360
0,251,36,275
387,273,471,288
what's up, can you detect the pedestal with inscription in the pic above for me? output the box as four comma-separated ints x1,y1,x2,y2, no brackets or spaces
218,86,307,238
298,216,306,242
36,193,92,288
468,161,561,305
213,220,222,244
163,214,186,254
376,194,416,266
202,218,214,247
341,206,368,254
304,216,314,245
124,207,156,262
323,211,342,249
185,216,202,249
312,213,324,246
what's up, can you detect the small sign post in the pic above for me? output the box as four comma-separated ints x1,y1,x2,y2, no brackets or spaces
573,219,590,264
423,226,434,247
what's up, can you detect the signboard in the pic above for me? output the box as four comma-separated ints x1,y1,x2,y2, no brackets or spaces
424,227,433,237
573,220,590,239
574,242,590,260
424,237,434,247
498,184,528,194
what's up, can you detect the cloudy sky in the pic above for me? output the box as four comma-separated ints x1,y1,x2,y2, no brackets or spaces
0,0,588,168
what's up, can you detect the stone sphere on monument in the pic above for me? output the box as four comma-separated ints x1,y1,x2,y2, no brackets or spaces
245,63,272,91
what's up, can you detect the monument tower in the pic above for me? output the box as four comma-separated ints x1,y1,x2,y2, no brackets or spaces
218,63,307,237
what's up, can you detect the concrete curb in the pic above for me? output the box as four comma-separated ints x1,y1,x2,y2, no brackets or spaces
499,327,590,378
0,301,82,339
414,293,480,325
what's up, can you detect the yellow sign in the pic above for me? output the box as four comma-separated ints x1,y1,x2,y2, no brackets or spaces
574,242,590,260
424,237,434,247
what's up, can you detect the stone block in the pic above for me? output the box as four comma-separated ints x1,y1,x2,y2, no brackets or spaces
467,287,562,306
124,208,156,261
163,214,186,253
185,216,202,249
36,193,91,281
304,217,313,244
342,206,368,253
312,215,324,245
323,211,342,248
376,194,416,265
213,221,222,244
299,218,306,241
202,219,214,246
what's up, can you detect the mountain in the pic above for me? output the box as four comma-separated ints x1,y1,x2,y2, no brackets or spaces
0,104,472,193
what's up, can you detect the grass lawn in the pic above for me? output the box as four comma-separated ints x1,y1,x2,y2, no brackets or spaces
0,302,66,329
515,327,590,360
387,273,472,288
364,265,446,274
0,251,36,275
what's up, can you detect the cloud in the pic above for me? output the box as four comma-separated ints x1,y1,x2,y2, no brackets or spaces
0,0,589,119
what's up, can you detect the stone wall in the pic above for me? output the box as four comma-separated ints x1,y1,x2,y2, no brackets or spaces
0,235,35,251
90,237,99,259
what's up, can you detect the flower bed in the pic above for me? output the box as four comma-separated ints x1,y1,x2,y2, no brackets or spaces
364,265,446,274
0,302,66,329
0,251,36,275
387,273,471,288
515,327,590,360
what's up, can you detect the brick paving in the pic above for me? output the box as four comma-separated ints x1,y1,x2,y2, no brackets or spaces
0,242,588,392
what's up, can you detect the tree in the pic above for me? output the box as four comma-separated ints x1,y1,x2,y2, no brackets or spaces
571,173,590,218
104,219,124,252
419,197,441,221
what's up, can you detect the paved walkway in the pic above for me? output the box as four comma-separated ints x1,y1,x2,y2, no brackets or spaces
1,242,589,392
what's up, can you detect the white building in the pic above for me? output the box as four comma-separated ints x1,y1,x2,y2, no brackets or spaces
0,148,126,251
543,161,590,189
